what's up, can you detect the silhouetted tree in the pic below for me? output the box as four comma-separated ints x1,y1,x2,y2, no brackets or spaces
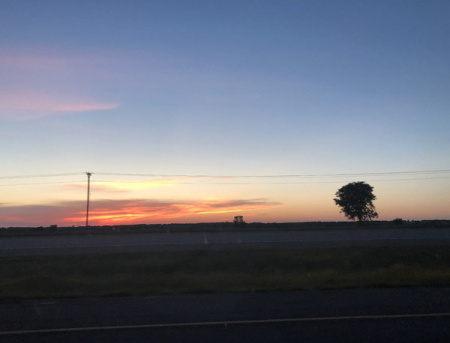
334,182,378,222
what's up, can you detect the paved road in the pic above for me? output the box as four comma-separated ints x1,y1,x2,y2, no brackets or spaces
1,228,450,255
1,288,450,342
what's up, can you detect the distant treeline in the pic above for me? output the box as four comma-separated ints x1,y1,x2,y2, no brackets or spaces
1,220,450,237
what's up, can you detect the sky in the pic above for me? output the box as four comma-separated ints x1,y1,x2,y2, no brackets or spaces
1,0,449,227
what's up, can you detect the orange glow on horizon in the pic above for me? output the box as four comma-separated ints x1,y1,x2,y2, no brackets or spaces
96,179,183,190
61,199,280,226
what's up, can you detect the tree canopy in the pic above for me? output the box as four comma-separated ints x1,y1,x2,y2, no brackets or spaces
334,181,378,222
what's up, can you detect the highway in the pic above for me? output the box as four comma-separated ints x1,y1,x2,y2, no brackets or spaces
2,229,450,341
1,228,450,255
1,288,450,342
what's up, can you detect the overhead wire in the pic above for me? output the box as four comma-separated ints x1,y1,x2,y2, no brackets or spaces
0,180,86,187
0,173,84,180
1,170,450,187
89,176,450,185
92,169,450,179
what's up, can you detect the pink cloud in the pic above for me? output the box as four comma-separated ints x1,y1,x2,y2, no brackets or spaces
62,179,189,194
0,49,114,70
0,48,121,120
0,198,281,227
63,183,130,194
0,91,120,120
0,55,73,70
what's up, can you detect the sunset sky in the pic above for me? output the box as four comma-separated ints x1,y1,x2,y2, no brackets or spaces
1,1,449,227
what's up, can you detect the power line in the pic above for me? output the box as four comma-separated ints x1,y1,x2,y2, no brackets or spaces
0,180,85,187
1,175,449,188
178,176,450,184
87,176,450,185
0,173,83,180
1,169,450,183
93,169,450,179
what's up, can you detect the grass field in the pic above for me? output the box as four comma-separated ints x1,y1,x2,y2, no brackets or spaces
1,245,450,299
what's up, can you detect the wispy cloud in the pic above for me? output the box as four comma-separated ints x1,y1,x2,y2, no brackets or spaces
0,55,75,70
0,91,120,120
0,198,281,227
93,179,185,191
0,48,116,70
63,179,184,194
0,48,121,120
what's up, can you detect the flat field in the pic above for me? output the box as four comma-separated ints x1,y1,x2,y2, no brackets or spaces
1,245,450,299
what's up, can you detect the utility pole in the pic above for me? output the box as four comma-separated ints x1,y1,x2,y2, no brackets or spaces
86,172,92,227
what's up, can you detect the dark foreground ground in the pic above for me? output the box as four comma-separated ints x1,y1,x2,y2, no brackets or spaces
2,220,449,237
2,227,450,256
2,228,450,342
1,288,449,343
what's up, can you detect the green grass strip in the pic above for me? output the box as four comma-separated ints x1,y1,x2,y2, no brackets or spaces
1,246,450,299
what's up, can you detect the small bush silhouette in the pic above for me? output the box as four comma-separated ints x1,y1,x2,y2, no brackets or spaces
393,218,403,226
233,216,246,227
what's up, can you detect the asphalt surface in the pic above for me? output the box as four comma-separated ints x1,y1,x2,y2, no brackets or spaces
1,288,450,342
2,230,450,341
1,228,450,255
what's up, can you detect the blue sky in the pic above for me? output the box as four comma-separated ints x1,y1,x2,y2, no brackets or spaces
1,1,449,226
